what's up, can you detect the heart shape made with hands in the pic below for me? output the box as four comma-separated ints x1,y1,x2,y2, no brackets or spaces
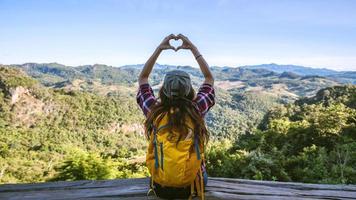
169,38,183,51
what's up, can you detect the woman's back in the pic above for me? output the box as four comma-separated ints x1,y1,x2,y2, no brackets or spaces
136,33,215,199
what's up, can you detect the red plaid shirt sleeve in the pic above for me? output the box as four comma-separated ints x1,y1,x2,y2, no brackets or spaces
136,83,157,118
136,83,215,118
193,83,215,117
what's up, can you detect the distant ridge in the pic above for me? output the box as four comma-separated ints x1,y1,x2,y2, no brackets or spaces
240,63,339,76
2,62,355,84
238,63,355,83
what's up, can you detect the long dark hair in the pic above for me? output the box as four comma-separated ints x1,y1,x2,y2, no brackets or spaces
144,85,209,146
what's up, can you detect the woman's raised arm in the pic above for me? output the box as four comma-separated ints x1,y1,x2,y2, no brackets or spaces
139,34,177,85
176,34,214,86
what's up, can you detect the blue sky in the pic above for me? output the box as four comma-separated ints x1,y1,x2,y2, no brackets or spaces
0,0,355,70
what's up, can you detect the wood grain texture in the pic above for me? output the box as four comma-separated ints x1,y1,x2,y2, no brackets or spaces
1,177,355,200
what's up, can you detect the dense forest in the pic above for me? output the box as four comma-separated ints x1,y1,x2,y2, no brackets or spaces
207,85,356,184
0,67,147,183
0,63,355,184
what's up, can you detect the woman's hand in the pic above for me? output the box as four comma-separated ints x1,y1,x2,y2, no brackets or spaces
139,34,177,85
176,34,197,51
176,34,214,85
157,34,177,51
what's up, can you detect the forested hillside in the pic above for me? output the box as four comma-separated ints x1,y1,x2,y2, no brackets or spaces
207,85,356,184
0,63,354,184
8,63,343,138
0,67,147,183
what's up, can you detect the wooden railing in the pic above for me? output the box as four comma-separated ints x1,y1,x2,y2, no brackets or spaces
1,177,355,199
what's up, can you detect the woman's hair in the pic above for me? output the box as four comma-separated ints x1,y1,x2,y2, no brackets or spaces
144,84,209,146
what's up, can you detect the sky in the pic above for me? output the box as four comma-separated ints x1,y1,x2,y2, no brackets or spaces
0,0,356,71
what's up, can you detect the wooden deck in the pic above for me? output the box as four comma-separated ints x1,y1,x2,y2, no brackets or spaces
1,177,355,200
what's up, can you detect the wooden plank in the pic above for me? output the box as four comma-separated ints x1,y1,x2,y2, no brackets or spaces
206,191,321,200
211,178,356,191
0,178,149,192
208,179,356,199
0,178,355,200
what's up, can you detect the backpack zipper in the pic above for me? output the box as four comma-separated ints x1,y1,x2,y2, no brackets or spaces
160,142,164,170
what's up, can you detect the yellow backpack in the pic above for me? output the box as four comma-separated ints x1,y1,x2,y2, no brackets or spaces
146,112,205,199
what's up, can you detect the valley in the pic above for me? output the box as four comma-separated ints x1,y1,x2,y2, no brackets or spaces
0,63,354,184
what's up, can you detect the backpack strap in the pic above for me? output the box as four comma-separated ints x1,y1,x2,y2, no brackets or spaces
199,166,205,200
194,133,201,160
157,121,171,132
160,142,164,170
151,122,171,170
189,167,205,200
152,124,159,169
148,124,159,197
189,181,194,200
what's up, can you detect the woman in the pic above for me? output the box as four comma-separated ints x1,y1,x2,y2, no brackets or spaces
136,33,215,199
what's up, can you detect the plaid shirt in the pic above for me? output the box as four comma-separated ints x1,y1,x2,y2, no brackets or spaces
136,83,215,118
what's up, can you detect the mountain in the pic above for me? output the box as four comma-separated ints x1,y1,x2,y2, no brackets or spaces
240,63,356,84
5,62,346,98
13,62,137,87
0,63,354,184
241,63,338,76
327,71,356,84
1,65,277,183
2,62,349,142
